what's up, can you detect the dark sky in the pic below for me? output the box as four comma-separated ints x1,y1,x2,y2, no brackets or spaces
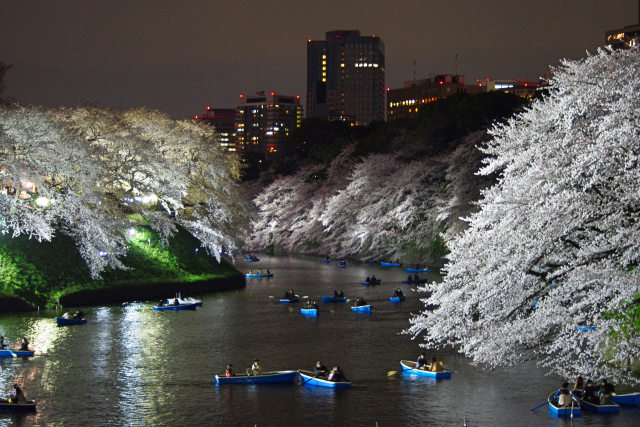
1,0,636,119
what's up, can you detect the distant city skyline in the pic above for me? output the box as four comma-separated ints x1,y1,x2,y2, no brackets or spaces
0,0,637,119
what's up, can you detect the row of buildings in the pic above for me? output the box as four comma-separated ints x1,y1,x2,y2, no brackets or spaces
197,20,639,154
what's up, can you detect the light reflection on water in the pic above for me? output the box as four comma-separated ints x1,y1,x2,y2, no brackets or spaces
0,254,638,426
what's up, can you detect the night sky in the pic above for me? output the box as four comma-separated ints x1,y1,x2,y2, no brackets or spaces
1,0,636,119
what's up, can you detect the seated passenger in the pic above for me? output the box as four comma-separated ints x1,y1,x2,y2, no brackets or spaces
394,289,404,297
365,277,371,283
314,361,329,378
573,376,584,391
428,357,443,372
248,359,262,376
327,366,343,382
157,300,164,307
557,389,572,407
225,364,234,377
337,290,344,298
10,384,27,404
61,312,71,319
413,274,419,281
582,379,599,404
19,338,29,351
416,352,428,369
599,379,614,405
371,275,377,282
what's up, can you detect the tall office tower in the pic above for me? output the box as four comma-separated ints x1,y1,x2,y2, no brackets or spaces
307,30,385,125
236,92,303,154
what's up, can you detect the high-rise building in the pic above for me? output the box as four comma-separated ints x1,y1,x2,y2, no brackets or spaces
236,92,303,153
307,30,385,125
194,107,238,152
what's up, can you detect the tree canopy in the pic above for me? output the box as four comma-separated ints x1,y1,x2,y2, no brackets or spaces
408,47,640,383
0,105,249,278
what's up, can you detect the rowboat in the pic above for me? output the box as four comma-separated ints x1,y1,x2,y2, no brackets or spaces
402,279,422,284
153,302,199,311
381,262,401,267
337,262,347,269
0,400,37,411
298,370,351,388
405,267,431,273
321,296,346,303
215,370,298,384
0,349,35,358
245,273,273,278
548,391,581,417
301,308,318,317
162,296,202,307
570,390,620,413
399,360,452,379
612,392,640,405
280,295,299,303
323,258,331,263
244,256,260,262
389,295,405,303
350,305,371,313
361,280,381,286
54,317,87,326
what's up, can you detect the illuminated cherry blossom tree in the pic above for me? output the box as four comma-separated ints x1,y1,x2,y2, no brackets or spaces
0,105,249,277
408,47,640,383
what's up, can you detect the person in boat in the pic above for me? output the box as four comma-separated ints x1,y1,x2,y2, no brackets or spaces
19,337,29,351
314,361,329,378
428,357,443,372
407,275,413,282
173,297,180,306
353,297,367,307
365,276,371,283
0,336,5,349
339,260,346,265
416,352,428,369
573,376,584,392
582,379,599,404
248,359,262,376
334,289,340,298
413,274,419,281
599,379,614,405
72,311,85,320
311,300,319,309
393,289,404,298
10,384,27,404
337,290,344,298
371,275,377,282
283,289,295,300
266,269,270,274
157,299,164,307
225,364,235,377
557,388,572,407
327,366,344,382
61,312,71,319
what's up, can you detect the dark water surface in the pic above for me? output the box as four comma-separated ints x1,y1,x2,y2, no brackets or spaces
0,254,638,426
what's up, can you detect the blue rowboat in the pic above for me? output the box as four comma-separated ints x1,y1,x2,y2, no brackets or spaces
0,400,37,411
54,317,87,326
389,295,405,303
548,391,581,417
405,267,431,273
153,302,198,311
0,349,35,358
612,392,640,405
321,296,347,303
350,305,371,313
337,263,347,268
401,279,422,284
244,256,259,262
301,308,318,317
298,370,351,388
570,390,619,413
381,262,401,267
361,280,381,286
215,370,298,384
323,258,331,263
399,360,452,379
245,273,273,278
280,295,299,303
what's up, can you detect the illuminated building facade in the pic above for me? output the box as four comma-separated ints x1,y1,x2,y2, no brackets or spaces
387,75,472,121
194,107,238,151
605,2,640,48
236,92,303,153
307,30,385,125
476,78,539,98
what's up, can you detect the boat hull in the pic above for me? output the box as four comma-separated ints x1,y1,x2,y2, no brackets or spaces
350,305,371,313
0,349,35,358
612,392,640,405
215,370,298,384
298,370,351,388
361,280,381,286
0,401,37,411
301,308,318,317
389,296,405,303
245,273,273,278
570,391,620,412
321,296,346,303
401,280,422,284
381,262,401,267
153,303,198,311
280,296,299,303
548,391,581,417
405,268,430,273
54,317,87,326
399,360,452,379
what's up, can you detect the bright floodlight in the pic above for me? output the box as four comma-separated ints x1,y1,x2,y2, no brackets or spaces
35,197,50,207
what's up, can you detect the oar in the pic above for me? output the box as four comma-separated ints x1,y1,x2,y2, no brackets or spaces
530,401,548,411
6,348,17,358
570,401,574,418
